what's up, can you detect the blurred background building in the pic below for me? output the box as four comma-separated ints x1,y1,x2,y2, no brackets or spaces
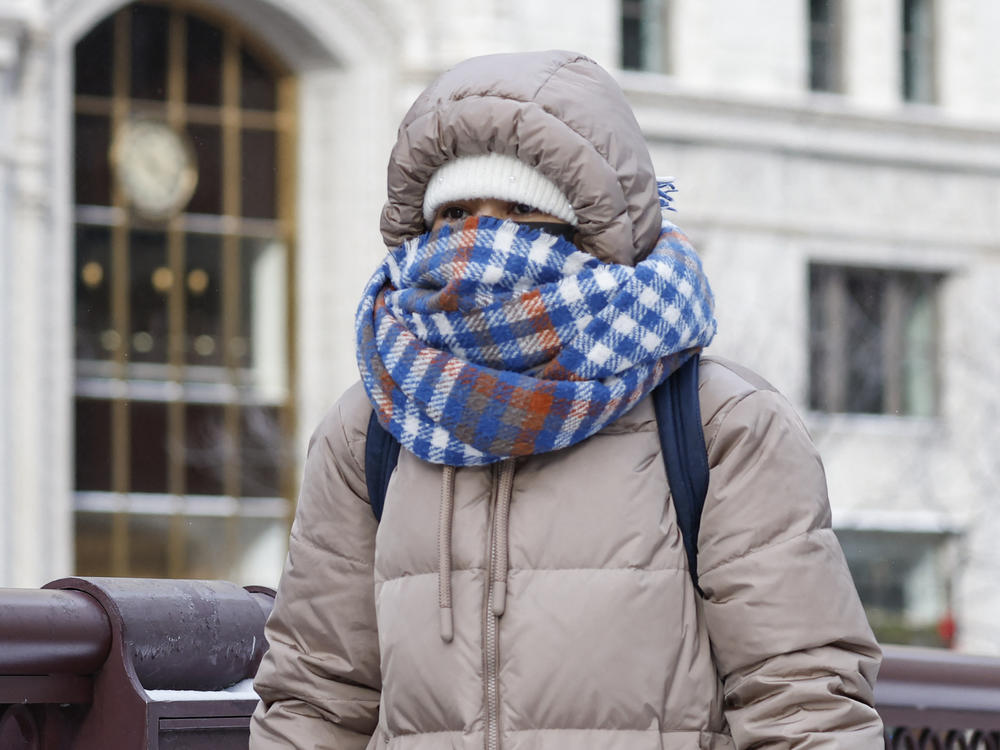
0,0,998,653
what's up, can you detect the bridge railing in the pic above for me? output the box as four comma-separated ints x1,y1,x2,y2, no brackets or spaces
1,577,999,748
0,577,273,749
878,643,1000,749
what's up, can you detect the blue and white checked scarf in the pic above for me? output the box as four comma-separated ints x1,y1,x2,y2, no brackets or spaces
356,182,716,466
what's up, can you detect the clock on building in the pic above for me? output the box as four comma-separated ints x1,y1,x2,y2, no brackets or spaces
110,118,198,219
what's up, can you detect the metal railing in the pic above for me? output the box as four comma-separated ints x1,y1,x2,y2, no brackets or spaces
0,577,273,749
1,578,999,748
878,644,1000,749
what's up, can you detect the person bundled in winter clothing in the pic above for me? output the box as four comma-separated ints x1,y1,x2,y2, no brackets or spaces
250,50,885,750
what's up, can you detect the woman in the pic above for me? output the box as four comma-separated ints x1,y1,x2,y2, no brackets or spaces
250,50,884,750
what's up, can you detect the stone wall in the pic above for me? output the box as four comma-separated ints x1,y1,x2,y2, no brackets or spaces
0,0,998,649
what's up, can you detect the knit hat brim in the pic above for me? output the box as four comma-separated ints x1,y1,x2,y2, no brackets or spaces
422,153,578,227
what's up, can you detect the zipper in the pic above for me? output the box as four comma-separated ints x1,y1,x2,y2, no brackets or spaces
483,460,512,750
485,528,500,750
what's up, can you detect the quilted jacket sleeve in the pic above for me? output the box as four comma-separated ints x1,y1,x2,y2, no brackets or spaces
697,362,884,750
250,384,381,749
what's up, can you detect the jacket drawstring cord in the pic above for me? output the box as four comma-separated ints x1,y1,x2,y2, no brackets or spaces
491,460,515,617
438,464,456,643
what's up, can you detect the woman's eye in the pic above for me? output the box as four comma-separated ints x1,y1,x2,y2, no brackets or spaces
439,205,468,221
512,203,536,216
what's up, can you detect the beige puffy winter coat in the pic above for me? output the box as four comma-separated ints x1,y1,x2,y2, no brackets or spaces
251,51,884,750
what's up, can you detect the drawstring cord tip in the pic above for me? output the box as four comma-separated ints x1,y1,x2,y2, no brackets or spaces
492,580,507,617
440,606,454,643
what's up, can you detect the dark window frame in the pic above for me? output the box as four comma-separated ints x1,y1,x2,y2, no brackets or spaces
902,0,936,103
621,0,670,73
72,1,297,580
809,264,942,417
835,527,955,647
809,0,843,93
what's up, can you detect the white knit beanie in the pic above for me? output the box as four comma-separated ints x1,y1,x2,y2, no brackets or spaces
422,153,578,226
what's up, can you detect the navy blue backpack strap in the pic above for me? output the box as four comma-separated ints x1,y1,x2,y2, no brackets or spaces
365,357,710,574
365,410,401,522
652,354,709,597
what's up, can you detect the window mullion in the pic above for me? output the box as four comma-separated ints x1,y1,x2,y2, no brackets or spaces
641,0,665,73
222,27,243,578
883,274,905,415
110,8,133,577
167,230,187,578
277,77,298,516
166,7,187,578
821,268,847,412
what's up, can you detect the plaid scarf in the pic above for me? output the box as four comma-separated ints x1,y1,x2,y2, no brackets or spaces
356,185,716,466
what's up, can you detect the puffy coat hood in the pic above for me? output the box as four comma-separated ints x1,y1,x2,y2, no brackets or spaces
380,50,661,265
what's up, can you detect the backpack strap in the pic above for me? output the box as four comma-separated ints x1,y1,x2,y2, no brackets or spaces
365,411,401,523
652,354,709,597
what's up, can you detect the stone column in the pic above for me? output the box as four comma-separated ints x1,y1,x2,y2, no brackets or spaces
0,4,74,587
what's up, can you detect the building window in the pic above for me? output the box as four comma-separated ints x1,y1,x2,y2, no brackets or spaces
621,0,669,73
808,0,842,92
902,0,936,103
836,529,956,647
809,265,940,416
72,2,297,583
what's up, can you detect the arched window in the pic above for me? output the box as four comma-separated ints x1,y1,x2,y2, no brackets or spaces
72,1,296,583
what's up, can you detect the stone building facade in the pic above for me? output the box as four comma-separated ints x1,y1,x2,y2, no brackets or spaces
0,0,998,652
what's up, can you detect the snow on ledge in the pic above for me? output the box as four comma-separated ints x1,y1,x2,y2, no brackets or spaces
145,678,259,702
